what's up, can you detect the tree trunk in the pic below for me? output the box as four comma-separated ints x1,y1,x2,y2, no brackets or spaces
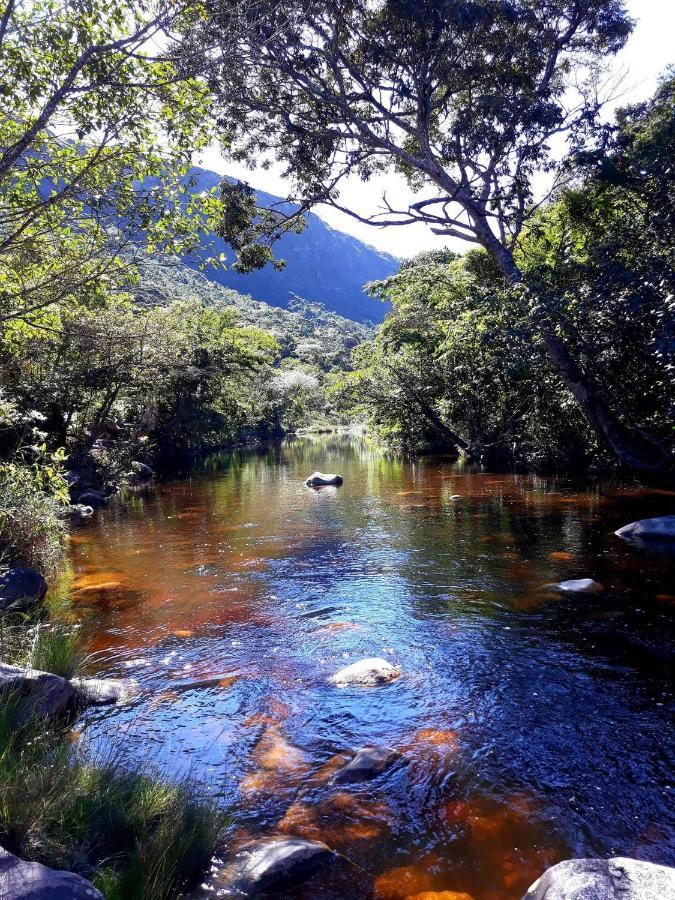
487,240,673,474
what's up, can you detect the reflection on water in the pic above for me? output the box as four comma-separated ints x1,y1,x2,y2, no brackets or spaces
67,436,675,898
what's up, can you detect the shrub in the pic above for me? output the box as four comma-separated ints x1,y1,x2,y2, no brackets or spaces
0,450,69,574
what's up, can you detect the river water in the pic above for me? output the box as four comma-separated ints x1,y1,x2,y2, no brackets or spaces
67,435,675,899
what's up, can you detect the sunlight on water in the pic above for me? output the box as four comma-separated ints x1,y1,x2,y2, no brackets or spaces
66,435,675,898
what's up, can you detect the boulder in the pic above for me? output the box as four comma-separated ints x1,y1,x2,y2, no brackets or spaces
521,857,675,900
305,472,343,487
333,746,399,784
193,837,337,897
554,578,604,595
72,677,133,706
0,664,75,722
0,847,103,900
330,657,401,687
615,515,675,543
76,491,107,509
0,568,47,611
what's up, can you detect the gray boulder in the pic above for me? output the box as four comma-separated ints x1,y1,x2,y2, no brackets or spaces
330,657,401,687
0,568,47,611
72,677,133,706
522,857,675,900
333,746,398,784
616,515,675,543
0,846,103,899
305,472,343,487
0,664,75,722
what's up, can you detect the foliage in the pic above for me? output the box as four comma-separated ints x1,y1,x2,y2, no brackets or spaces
0,412,69,572
0,0,223,333
333,249,591,466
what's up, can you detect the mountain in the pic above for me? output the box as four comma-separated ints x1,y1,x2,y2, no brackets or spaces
182,167,398,324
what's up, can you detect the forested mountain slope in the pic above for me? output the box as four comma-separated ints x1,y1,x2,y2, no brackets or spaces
181,167,397,324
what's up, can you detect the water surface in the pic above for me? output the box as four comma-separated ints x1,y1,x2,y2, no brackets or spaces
68,436,675,899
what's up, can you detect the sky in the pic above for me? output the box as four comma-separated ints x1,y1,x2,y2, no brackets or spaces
199,0,675,259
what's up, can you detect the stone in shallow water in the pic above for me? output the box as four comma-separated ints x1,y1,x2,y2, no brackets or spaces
521,857,675,899
333,746,399,783
305,471,343,487
555,578,604,594
329,657,401,687
0,846,103,899
192,837,336,897
72,677,133,705
615,515,675,543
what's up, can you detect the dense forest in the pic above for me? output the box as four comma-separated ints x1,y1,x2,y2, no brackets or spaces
0,0,674,898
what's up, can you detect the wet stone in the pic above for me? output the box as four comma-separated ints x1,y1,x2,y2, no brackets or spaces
72,677,133,706
0,664,75,722
554,578,604,594
305,472,344,487
191,836,337,897
333,746,399,784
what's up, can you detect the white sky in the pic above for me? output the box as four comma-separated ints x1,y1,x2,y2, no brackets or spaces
199,0,675,259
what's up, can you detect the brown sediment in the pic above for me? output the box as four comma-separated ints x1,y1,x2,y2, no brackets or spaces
374,863,435,898
173,628,194,638
313,621,362,637
278,792,391,847
549,551,574,561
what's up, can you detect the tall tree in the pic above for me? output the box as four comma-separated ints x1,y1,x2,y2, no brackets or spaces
186,0,672,472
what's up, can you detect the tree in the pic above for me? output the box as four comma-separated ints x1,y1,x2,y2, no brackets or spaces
0,0,219,330
186,0,672,472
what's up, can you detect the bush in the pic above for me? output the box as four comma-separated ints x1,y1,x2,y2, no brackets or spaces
0,451,69,575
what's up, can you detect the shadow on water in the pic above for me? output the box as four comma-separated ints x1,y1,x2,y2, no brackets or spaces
66,435,675,899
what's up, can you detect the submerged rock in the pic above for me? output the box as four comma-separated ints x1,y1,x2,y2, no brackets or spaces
521,857,675,899
0,568,47,611
554,578,604,594
72,677,133,706
333,745,399,783
330,657,401,687
615,515,675,543
305,472,343,487
0,846,103,899
0,664,75,722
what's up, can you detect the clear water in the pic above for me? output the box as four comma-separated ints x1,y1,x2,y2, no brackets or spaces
66,435,675,898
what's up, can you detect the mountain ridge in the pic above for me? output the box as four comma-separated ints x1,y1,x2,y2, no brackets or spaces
182,166,398,324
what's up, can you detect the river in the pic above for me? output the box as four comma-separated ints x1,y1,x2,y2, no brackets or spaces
66,435,675,899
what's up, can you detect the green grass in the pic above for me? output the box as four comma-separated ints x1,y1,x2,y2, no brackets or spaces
0,614,227,898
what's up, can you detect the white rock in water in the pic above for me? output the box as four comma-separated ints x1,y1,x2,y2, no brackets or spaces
305,472,344,487
555,578,604,594
330,657,401,687
615,515,675,542
522,856,675,900
72,677,134,705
